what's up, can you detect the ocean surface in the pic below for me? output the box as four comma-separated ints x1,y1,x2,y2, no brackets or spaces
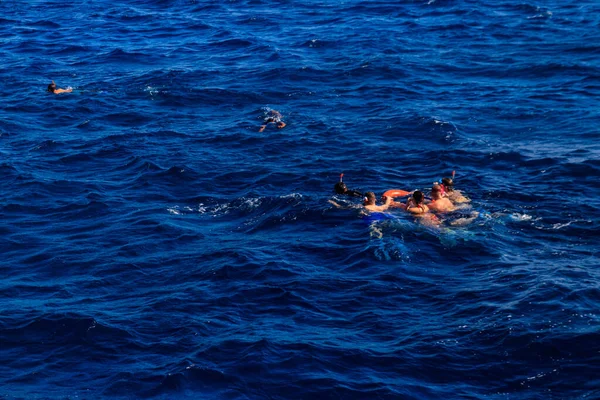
1,1,599,399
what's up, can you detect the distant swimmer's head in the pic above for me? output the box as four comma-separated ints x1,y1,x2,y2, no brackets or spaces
364,191,377,205
334,181,348,194
47,81,57,93
412,190,425,204
442,177,454,191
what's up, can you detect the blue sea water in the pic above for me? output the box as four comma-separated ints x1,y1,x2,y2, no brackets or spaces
1,0,599,398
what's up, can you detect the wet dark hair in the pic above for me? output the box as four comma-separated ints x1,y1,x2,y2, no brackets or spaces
47,83,56,93
413,190,424,204
364,191,376,204
334,181,347,194
442,177,454,191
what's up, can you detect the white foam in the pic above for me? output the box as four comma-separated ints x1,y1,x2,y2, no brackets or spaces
552,221,572,230
528,11,552,19
167,206,181,215
510,213,533,221
281,193,302,200
241,197,262,209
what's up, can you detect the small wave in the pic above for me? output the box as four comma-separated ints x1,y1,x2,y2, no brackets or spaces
27,20,60,28
167,206,182,215
504,62,597,78
99,48,153,63
115,13,156,23
76,119,93,129
137,366,237,398
414,116,459,143
103,111,149,127
301,38,337,49
30,140,61,151
114,157,162,174
59,153,94,163
208,38,254,47
558,162,600,179
510,213,535,222
562,45,600,55
527,10,553,20
552,221,572,230
126,164,199,193
0,163,18,175
1,314,132,346
49,44,92,55
372,235,412,262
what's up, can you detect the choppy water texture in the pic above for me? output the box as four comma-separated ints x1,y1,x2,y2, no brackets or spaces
1,1,600,399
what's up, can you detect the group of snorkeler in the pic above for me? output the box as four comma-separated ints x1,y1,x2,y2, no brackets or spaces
333,173,474,226
46,79,462,221
47,80,286,132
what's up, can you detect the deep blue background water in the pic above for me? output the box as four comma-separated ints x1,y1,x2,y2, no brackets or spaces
1,1,599,399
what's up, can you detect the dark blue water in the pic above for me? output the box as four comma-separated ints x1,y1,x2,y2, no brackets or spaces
1,1,599,398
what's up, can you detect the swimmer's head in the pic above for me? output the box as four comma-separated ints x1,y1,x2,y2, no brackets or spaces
364,191,376,205
412,190,425,204
442,177,454,191
47,81,56,93
431,184,442,200
334,181,348,194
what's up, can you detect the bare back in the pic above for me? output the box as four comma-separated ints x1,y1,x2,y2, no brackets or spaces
429,197,455,213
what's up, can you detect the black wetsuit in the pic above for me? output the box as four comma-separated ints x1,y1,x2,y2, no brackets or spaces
343,189,363,197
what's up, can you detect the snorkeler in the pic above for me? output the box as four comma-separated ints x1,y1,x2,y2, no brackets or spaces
334,173,362,197
441,176,470,203
428,184,455,213
259,109,286,132
363,191,393,212
433,180,477,226
47,80,72,94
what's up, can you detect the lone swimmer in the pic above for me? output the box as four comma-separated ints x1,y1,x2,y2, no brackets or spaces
259,110,286,132
47,80,72,94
